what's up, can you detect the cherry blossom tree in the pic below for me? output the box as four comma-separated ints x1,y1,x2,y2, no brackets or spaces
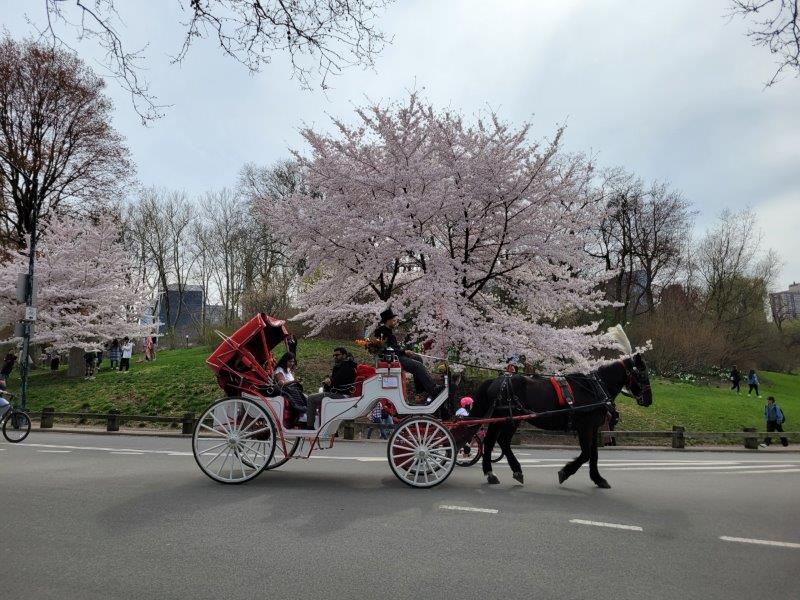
260,94,615,369
0,214,153,351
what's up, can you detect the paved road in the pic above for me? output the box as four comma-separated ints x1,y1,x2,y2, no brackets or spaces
2,433,798,600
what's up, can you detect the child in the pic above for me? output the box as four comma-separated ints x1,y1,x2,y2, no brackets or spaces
456,396,473,418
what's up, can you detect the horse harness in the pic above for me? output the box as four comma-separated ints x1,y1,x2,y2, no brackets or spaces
490,370,613,430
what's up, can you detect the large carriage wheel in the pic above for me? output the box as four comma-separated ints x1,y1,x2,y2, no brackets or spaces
192,397,276,484
388,417,456,488
264,437,301,470
455,433,482,467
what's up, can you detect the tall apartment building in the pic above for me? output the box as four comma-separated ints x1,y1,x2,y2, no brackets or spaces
769,282,800,322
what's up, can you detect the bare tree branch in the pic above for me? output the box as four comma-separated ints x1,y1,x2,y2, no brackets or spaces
728,0,800,86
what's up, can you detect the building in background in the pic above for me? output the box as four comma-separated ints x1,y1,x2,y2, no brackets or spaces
769,282,800,324
155,284,224,341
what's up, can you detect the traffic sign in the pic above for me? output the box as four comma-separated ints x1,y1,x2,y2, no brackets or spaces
25,306,37,321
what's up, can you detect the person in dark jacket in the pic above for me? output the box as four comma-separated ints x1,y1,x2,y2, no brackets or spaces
1,351,17,380
305,347,357,428
730,365,741,394
760,396,788,447
373,308,443,402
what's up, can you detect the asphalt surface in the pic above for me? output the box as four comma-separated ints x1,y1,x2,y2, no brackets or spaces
1,432,799,600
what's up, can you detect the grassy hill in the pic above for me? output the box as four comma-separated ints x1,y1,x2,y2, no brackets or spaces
8,341,799,432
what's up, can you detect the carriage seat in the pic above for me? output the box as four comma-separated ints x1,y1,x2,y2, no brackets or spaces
351,364,377,397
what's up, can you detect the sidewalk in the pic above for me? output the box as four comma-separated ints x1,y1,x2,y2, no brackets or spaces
22,424,800,451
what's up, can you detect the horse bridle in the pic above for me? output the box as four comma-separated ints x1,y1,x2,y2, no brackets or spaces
618,358,650,402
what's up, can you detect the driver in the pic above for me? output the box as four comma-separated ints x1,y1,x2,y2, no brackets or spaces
373,308,444,403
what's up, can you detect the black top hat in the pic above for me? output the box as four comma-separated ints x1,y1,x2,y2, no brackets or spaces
380,307,398,322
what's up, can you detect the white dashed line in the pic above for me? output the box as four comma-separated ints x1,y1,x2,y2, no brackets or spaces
719,468,800,474
440,505,499,514
604,464,795,471
569,519,643,531
37,450,72,453
720,536,800,549
109,451,144,455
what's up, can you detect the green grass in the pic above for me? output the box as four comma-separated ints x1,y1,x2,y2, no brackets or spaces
8,343,799,432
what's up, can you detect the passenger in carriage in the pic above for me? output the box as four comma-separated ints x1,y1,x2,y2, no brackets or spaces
273,352,307,413
305,347,357,429
373,308,444,403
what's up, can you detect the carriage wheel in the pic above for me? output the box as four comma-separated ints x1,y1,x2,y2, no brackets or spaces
388,417,456,488
264,437,301,470
192,397,276,484
455,433,482,467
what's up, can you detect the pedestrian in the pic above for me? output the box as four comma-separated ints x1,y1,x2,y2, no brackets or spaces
1,351,17,381
366,399,392,440
747,369,760,397
109,339,120,370
49,347,60,371
84,349,97,379
144,336,154,362
287,334,298,357
456,396,473,418
729,365,741,394
119,337,134,372
760,396,788,448
150,336,157,361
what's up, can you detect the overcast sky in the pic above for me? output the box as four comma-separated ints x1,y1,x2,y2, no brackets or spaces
2,0,798,289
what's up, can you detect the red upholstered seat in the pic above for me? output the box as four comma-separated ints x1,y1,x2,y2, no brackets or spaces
352,364,377,397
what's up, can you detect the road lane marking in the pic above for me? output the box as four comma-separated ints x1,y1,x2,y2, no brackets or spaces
720,536,800,549
718,468,800,474
37,450,71,453
605,464,795,471
440,505,499,514
110,451,144,455
569,519,643,531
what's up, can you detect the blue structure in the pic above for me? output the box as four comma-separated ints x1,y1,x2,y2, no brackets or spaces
156,284,205,339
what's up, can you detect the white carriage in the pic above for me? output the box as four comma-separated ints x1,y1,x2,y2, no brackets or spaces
193,314,456,488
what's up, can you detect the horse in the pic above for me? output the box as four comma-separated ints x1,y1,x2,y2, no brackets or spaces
457,352,653,489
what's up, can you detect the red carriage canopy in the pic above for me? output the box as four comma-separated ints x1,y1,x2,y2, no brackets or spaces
207,313,290,392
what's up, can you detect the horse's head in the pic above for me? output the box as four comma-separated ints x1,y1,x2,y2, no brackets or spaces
621,354,652,407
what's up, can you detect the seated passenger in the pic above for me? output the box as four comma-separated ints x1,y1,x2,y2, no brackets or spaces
374,308,444,403
305,347,357,428
273,352,307,413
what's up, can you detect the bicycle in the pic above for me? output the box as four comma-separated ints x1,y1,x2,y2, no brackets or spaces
1,391,32,443
455,427,505,467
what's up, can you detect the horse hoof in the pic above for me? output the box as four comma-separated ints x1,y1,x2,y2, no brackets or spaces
512,471,524,484
558,469,568,485
594,479,611,489
486,474,500,485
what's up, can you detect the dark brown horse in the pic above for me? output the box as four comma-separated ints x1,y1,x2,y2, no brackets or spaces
457,353,653,488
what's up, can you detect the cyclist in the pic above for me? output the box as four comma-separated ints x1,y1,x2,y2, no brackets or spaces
0,378,11,419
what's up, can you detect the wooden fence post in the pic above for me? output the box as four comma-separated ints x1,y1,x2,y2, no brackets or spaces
107,409,120,432
40,407,54,429
182,412,194,435
743,427,758,449
671,426,685,449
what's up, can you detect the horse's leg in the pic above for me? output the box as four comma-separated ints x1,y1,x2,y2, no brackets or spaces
482,424,501,484
497,423,524,484
589,422,611,489
558,421,591,485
